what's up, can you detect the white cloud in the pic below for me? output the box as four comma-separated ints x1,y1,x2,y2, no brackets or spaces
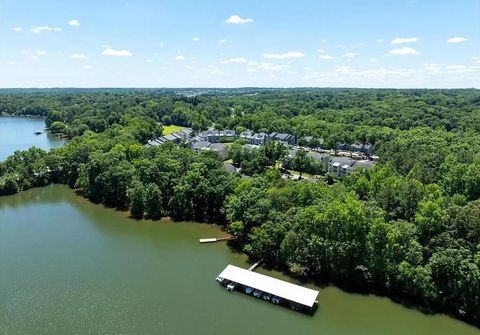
225,15,253,24
21,49,47,60
317,49,334,60
446,64,466,70
319,54,335,60
263,51,304,59
298,62,480,85
472,57,480,64
420,63,480,75
68,19,80,27
360,68,416,78
370,58,377,63
34,50,47,56
447,37,468,43
245,61,287,72
31,26,62,34
258,62,287,71
260,63,281,71
443,64,479,74
335,66,352,74
101,48,132,57
377,39,384,43
391,37,418,44
69,54,87,59
222,57,248,64
83,65,93,70
389,47,420,55
176,55,185,61
219,39,227,44
303,66,420,82
200,66,223,75
160,42,165,48
12,27,22,32
192,37,200,42
423,63,443,73
342,52,358,58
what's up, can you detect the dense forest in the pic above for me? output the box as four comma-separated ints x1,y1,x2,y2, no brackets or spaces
1,88,479,326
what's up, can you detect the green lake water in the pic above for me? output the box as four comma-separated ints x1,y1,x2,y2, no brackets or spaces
1,185,479,335
0,116,479,334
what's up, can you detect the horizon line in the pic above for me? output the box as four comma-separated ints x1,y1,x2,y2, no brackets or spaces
0,86,478,90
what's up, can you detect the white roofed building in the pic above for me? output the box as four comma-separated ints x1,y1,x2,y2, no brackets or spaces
216,264,319,313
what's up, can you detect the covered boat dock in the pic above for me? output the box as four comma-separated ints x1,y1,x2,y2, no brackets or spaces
216,264,319,313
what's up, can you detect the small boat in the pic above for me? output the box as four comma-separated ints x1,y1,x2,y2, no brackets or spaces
253,290,262,298
262,294,271,301
216,276,224,284
226,283,236,292
244,287,254,294
271,296,281,304
34,131,42,135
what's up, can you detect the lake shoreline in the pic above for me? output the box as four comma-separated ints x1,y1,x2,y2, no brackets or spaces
0,113,45,119
7,181,479,329
1,184,479,334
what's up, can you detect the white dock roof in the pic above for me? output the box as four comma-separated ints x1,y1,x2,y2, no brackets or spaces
217,264,319,307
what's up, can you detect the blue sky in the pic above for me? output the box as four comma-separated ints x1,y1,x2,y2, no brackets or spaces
1,0,479,88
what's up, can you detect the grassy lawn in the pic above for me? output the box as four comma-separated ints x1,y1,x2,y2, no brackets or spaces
162,124,185,135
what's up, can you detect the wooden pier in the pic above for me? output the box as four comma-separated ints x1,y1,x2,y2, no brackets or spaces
248,260,262,271
199,236,235,243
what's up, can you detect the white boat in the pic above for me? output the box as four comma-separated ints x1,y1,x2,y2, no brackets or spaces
226,283,236,291
272,296,281,304
290,303,300,311
244,287,254,294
